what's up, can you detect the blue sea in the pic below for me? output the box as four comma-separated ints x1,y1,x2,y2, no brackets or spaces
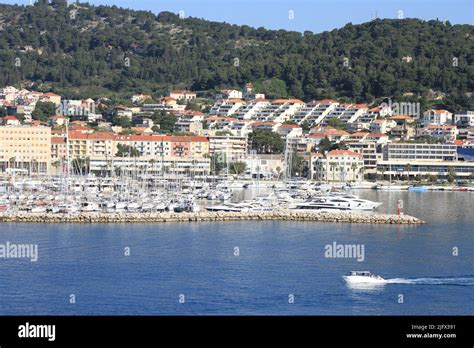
0,191,473,315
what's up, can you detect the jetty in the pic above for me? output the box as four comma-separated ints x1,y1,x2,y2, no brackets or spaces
0,211,424,224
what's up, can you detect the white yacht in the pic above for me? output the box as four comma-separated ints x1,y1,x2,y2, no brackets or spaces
343,271,385,284
292,195,382,212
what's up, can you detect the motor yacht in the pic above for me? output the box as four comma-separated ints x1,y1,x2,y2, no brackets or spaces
291,195,382,212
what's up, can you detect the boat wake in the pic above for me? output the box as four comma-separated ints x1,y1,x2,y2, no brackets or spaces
383,276,474,286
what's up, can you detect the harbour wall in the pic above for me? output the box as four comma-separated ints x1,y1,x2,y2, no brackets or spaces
0,211,424,224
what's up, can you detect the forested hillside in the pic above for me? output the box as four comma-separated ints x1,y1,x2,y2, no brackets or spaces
0,0,472,109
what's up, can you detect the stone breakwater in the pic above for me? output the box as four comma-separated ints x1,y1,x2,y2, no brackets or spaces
0,211,424,224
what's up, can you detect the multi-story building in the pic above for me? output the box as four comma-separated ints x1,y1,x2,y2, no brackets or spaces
422,109,453,126
276,124,303,139
454,111,474,128
233,98,270,120
377,160,474,181
209,99,245,117
417,125,458,142
174,118,203,135
387,115,416,140
0,125,52,174
51,136,67,162
369,118,397,134
383,143,458,161
312,150,364,182
291,100,337,126
346,141,383,178
254,99,305,123
89,157,211,177
209,135,248,161
243,154,285,179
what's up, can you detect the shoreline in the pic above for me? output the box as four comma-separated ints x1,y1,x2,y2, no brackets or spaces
0,211,425,224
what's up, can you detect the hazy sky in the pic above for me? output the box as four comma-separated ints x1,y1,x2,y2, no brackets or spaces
3,0,473,33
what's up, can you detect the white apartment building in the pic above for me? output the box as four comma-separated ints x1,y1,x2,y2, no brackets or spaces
422,109,453,126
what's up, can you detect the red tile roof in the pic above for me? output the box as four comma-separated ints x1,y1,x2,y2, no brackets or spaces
327,150,362,157
272,99,304,104
2,116,18,120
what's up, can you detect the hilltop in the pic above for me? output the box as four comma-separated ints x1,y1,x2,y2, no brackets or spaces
0,0,472,109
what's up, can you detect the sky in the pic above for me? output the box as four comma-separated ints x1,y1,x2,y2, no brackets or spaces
2,0,473,33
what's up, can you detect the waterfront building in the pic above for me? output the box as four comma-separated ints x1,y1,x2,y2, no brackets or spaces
312,150,364,182
0,125,52,174
243,154,285,179
377,160,474,180
383,142,458,161
89,156,211,176
346,141,383,178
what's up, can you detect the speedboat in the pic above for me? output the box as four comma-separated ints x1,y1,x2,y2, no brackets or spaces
343,271,385,284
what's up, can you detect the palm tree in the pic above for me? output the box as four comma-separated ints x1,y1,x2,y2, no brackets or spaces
8,157,16,171
358,167,365,182
405,163,412,182
351,163,358,182
329,162,336,182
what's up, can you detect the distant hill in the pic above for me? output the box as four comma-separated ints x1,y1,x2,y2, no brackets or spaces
0,1,472,109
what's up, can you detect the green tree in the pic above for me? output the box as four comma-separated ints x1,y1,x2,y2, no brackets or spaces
447,167,456,183
300,120,311,133
152,111,177,133
230,162,247,175
318,137,346,153
211,152,226,175
249,129,285,154
291,153,308,177
254,78,288,99
32,101,57,122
